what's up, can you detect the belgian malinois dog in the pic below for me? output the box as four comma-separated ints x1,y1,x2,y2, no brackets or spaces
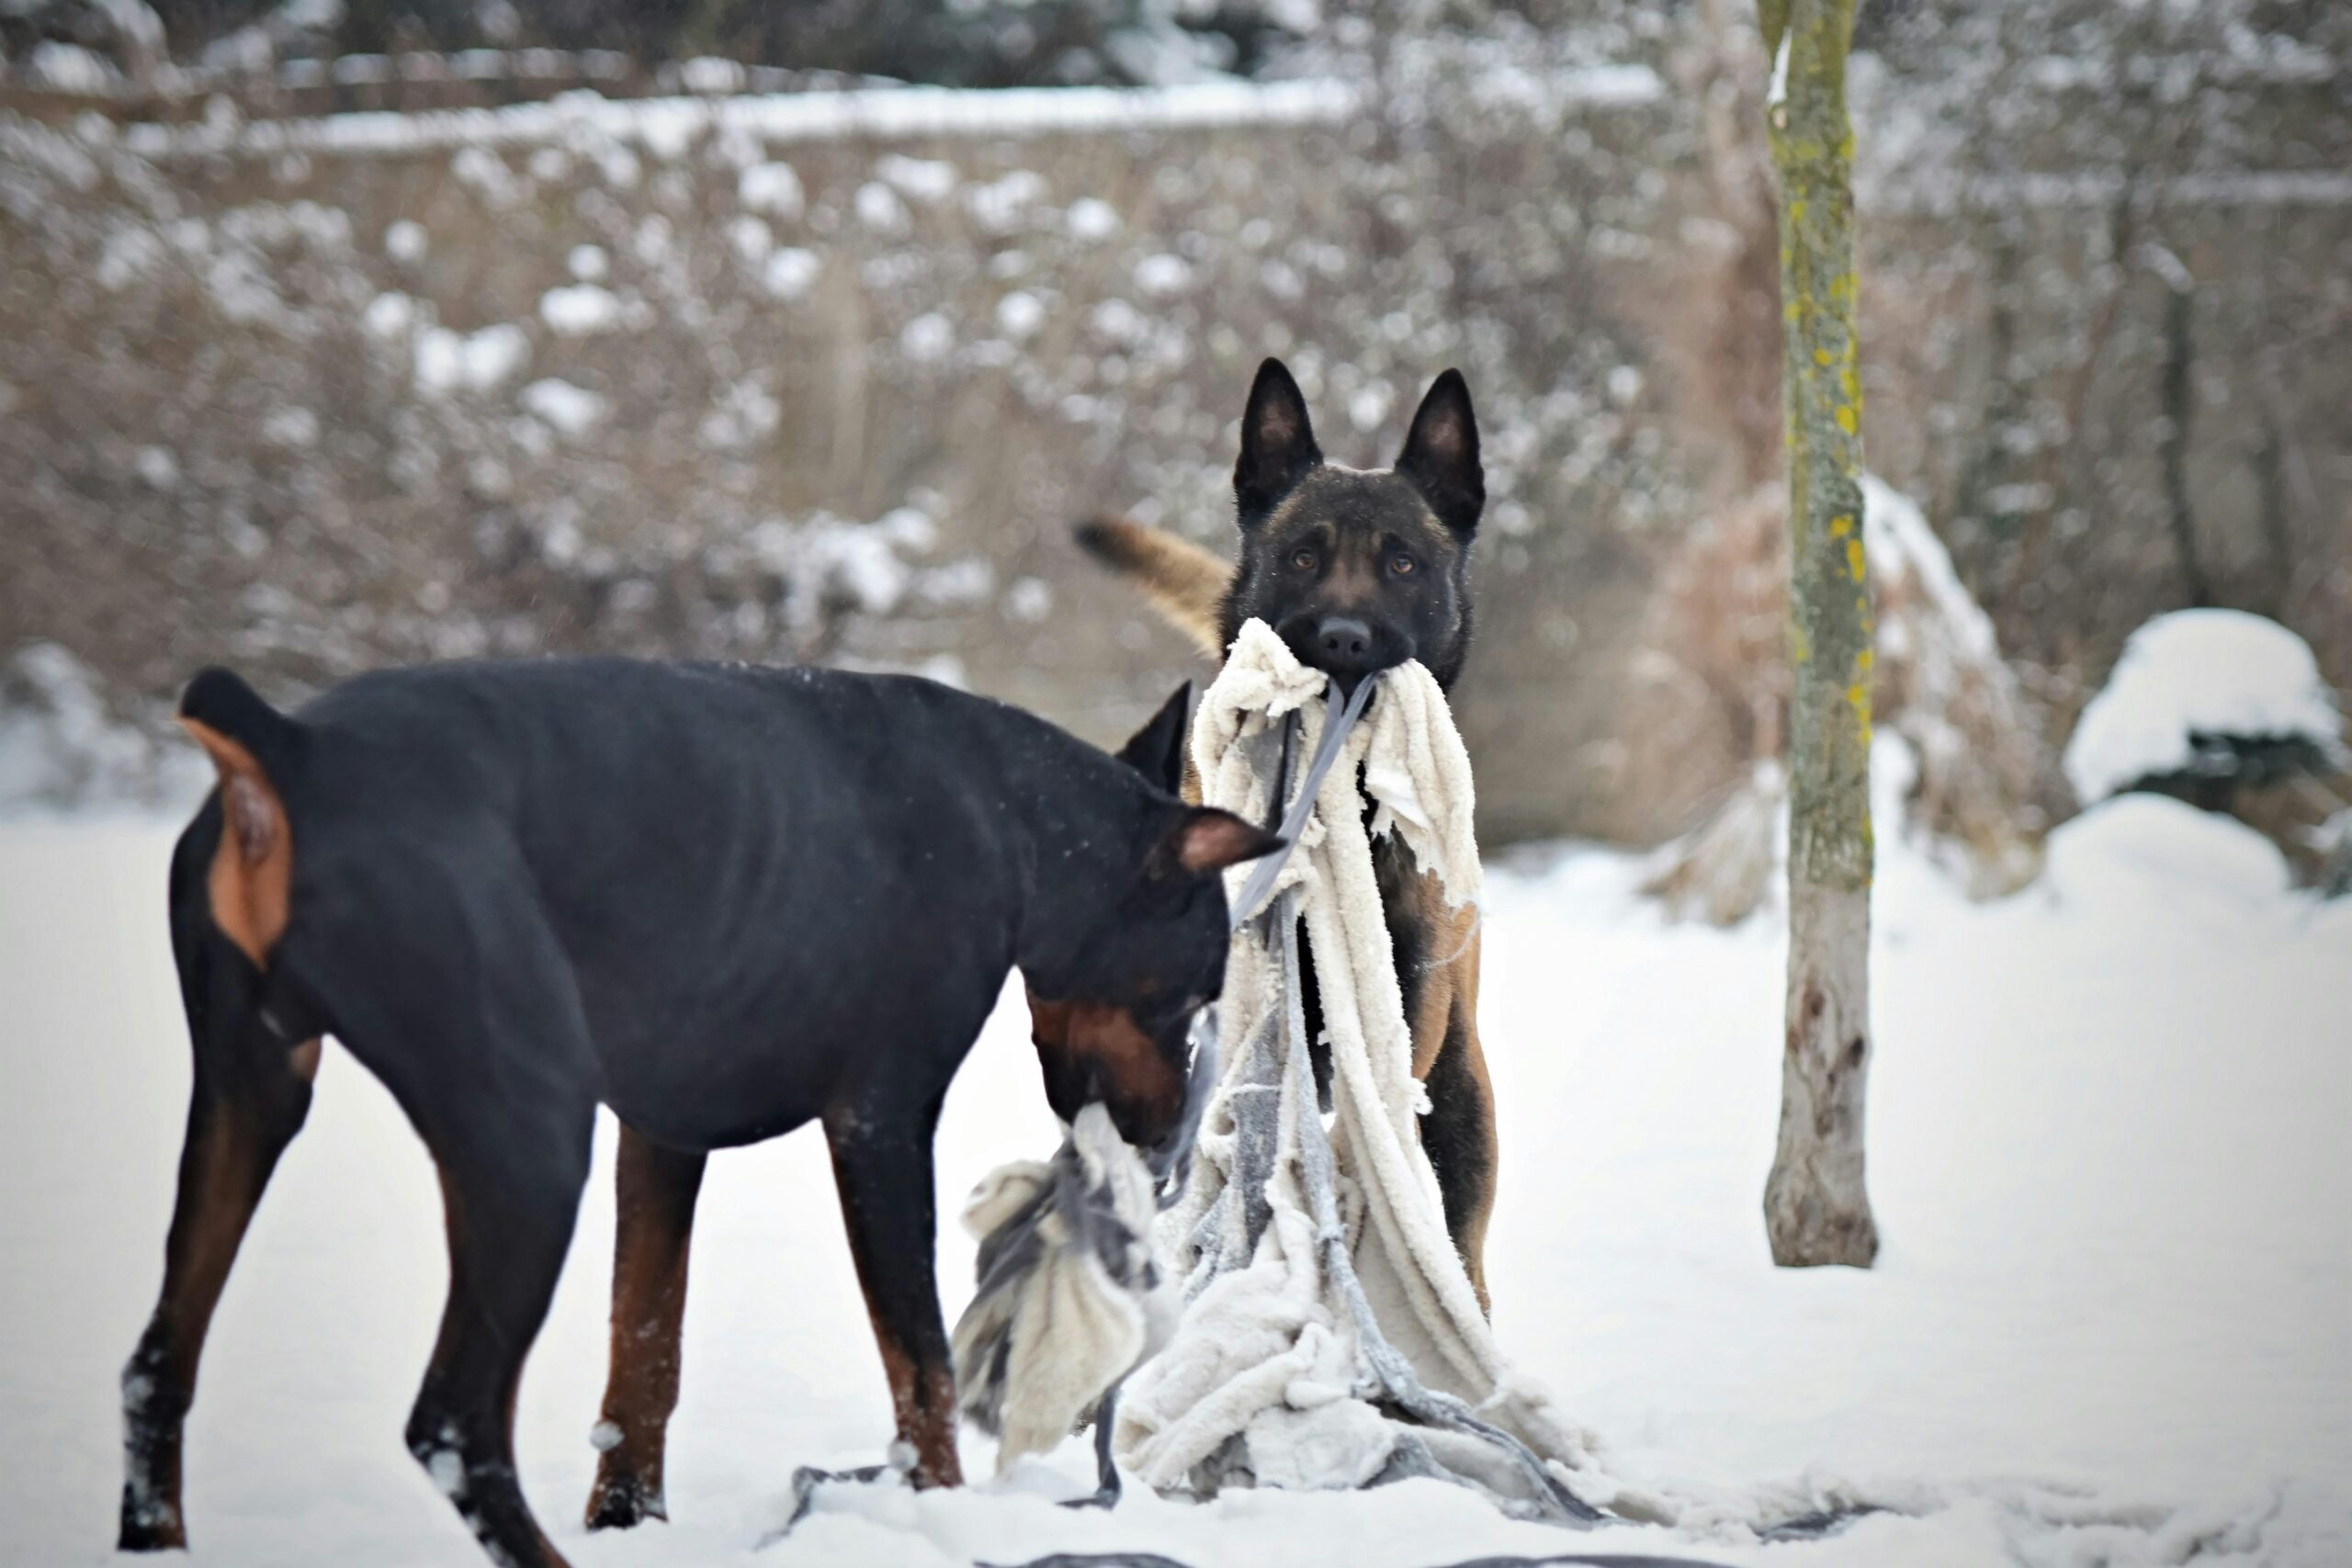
1076,357,1501,1306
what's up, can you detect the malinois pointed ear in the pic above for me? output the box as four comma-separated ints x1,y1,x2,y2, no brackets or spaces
1154,807,1285,879
1395,368,1484,537
1114,681,1194,795
1235,357,1321,524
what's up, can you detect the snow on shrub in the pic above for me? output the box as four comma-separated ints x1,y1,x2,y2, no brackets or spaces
518,378,607,439
363,291,417,339
1067,197,1120,240
854,182,910,233
0,643,207,815
24,42,119,96
966,170,1049,233
2063,609,2345,804
538,283,623,334
1640,476,2049,922
762,248,820,300
738,162,804,219
414,322,528,393
877,154,958,203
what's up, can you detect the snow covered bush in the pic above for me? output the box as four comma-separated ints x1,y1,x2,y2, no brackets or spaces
1639,477,2051,923
0,643,205,815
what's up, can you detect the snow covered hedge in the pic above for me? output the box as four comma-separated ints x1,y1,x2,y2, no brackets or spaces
4,0,2348,838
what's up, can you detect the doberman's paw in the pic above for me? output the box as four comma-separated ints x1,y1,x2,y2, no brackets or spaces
583,1468,665,1531
117,1487,186,1552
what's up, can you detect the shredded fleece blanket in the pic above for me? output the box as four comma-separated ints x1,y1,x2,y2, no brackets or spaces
1111,620,1603,1516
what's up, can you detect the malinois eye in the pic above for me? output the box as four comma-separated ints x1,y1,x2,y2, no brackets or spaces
1290,547,1318,570
1389,552,1417,576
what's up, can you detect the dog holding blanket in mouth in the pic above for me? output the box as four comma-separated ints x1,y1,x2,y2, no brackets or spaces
1078,357,1502,1308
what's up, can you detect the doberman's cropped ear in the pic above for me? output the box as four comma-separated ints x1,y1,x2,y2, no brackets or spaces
1395,368,1484,537
1235,357,1321,525
1114,682,1194,795
1153,807,1285,880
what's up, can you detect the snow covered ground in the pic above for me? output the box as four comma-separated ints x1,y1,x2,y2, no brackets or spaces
1,795,2346,1566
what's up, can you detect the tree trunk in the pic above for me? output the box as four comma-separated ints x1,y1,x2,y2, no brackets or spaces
2150,247,2210,608
1760,0,1879,1269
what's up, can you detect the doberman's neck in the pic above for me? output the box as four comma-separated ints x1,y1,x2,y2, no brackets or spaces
982,714,1158,981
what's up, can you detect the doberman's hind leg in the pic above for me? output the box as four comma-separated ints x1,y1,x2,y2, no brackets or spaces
329,838,600,1568
823,1094,962,1489
406,1120,593,1568
584,1125,707,1530
121,823,319,1552
404,1123,593,1568
118,1039,319,1551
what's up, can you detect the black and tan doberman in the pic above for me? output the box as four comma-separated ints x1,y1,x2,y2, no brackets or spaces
117,660,1272,1567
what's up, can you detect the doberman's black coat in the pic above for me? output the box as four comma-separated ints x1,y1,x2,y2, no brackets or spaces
118,659,1275,1568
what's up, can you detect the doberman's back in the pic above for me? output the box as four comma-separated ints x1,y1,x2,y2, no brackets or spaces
279,660,1058,1146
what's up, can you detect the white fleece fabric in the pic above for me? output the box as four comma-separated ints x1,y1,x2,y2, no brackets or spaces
1111,620,1605,1515
952,1104,1172,1474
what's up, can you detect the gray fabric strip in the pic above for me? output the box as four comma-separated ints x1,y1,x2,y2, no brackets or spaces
1226,673,1378,931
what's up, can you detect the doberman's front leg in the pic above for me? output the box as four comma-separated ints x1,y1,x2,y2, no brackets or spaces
585,1126,707,1530
120,888,320,1553
824,1099,961,1488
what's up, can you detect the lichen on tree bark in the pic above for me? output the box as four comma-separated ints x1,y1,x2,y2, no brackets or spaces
1761,0,1880,1269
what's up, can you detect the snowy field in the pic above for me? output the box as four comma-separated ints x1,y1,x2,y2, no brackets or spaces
1,795,2346,1566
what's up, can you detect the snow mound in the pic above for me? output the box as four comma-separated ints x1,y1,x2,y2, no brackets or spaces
2064,610,2343,803
2043,792,2291,909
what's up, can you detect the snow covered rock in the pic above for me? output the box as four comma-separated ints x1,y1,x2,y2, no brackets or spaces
2063,609,2345,805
